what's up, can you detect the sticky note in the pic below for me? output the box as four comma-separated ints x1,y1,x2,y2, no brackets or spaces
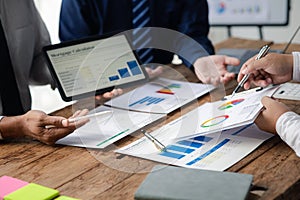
0,176,28,200
4,183,59,200
54,196,80,200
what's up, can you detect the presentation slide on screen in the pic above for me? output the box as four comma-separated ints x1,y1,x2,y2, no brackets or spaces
208,0,289,25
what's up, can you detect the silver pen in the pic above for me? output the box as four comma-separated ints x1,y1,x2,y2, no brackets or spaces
141,129,167,152
231,45,270,98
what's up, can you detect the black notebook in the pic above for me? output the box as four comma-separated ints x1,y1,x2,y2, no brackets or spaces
135,165,253,200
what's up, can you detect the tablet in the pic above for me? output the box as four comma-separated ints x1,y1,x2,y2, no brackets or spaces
43,33,148,101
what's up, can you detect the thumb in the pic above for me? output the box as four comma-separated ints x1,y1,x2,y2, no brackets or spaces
261,96,275,109
224,56,240,66
43,116,68,128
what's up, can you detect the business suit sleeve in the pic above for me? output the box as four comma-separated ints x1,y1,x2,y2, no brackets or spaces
28,0,55,87
59,0,99,41
175,0,215,68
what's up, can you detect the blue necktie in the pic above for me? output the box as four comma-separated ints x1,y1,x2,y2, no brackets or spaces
132,0,153,65
0,19,24,116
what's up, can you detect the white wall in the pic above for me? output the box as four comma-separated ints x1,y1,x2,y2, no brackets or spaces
34,0,62,44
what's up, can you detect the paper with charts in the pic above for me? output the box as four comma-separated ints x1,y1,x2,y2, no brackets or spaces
116,123,273,171
56,106,165,148
104,77,215,114
168,85,278,140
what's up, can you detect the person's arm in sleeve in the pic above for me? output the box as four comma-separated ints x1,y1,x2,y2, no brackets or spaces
174,0,214,67
59,0,99,42
175,0,240,85
276,111,300,157
0,109,89,145
255,96,300,157
28,0,55,88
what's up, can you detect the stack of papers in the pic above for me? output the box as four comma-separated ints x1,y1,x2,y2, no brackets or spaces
56,78,214,148
105,77,215,114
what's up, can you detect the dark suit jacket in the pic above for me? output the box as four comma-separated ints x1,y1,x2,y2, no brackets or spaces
59,0,214,67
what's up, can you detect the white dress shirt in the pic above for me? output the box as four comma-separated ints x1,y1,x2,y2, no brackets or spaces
276,52,300,156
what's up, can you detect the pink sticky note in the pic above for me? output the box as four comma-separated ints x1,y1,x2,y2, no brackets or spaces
0,176,28,200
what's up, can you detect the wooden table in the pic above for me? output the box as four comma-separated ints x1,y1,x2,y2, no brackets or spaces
1,38,300,200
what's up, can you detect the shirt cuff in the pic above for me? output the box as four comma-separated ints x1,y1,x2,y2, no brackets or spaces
292,52,300,81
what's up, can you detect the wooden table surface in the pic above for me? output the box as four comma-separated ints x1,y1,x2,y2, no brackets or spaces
1,38,300,200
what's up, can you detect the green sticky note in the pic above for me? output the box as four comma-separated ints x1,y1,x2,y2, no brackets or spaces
54,196,80,200
4,183,59,200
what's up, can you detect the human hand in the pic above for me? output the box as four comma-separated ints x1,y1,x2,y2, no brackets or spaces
255,96,290,134
145,66,164,79
194,55,240,85
95,88,123,101
0,109,89,145
237,53,293,90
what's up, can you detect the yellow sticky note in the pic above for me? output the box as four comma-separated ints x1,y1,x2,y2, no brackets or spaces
4,183,59,200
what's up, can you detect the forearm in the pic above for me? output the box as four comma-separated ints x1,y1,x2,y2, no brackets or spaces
175,0,214,68
276,111,300,156
0,116,25,138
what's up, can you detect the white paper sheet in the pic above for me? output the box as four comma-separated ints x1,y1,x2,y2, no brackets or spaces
56,106,165,148
104,78,215,114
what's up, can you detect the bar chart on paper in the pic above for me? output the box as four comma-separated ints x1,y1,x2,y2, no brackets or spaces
129,96,165,107
116,124,273,171
105,78,215,114
159,135,213,160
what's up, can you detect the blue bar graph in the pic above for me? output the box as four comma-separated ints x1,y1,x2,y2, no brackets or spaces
127,60,142,75
159,137,207,160
192,136,213,142
177,140,203,148
118,68,130,78
109,75,120,81
129,96,165,107
167,145,195,154
186,139,230,166
159,151,185,159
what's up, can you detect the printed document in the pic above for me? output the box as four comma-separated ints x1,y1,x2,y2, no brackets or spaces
105,78,215,114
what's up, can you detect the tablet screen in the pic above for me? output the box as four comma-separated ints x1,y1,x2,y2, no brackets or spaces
44,34,148,101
